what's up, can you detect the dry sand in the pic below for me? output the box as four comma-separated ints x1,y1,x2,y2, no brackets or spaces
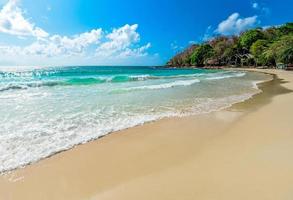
0,69,293,200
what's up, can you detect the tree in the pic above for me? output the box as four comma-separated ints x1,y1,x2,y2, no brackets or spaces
250,40,268,65
239,29,265,49
263,27,279,41
167,44,198,67
262,35,293,66
208,36,236,65
278,23,293,36
166,22,292,68
273,35,293,64
279,47,293,64
190,44,214,66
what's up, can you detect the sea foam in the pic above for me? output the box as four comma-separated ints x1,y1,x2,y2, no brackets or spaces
0,66,271,173
124,79,201,91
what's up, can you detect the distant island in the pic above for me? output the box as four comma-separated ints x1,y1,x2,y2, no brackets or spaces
167,23,293,70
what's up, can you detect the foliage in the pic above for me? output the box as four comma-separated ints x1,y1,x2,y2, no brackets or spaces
167,22,293,68
239,29,265,49
190,44,214,66
277,23,293,36
167,44,198,66
250,40,268,65
265,35,293,64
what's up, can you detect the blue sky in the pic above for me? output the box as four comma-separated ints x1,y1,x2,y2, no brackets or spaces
0,0,292,66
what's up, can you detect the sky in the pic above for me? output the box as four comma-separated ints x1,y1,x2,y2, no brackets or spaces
0,0,292,66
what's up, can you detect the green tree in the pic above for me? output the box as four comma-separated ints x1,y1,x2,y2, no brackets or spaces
262,35,293,66
239,29,265,49
190,44,214,66
274,35,293,64
263,27,279,41
167,44,198,67
279,47,293,64
278,23,293,36
167,22,292,68
250,40,268,65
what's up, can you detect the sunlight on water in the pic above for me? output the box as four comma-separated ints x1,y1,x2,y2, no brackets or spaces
0,66,271,172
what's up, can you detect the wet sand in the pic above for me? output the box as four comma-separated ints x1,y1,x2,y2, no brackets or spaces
0,69,293,200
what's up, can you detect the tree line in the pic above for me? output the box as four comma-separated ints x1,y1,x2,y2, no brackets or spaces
167,23,293,68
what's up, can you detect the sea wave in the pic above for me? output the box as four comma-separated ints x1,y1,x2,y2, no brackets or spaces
205,72,246,80
0,91,259,174
0,81,65,92
0,70,247,93
0,71,248,93
0,75,202,92
119,79,201,92
0,67,271,174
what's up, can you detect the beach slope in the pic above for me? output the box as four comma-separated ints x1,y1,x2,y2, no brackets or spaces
0,69,293,200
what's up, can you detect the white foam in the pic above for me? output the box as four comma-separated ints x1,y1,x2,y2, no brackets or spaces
205,72,246,80
0,70,270,174
252,80,268,89
0,91,259,174
129,74,151,80
124,79,200,91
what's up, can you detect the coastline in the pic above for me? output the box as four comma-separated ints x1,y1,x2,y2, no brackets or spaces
0,68,266,174
1,69,293,200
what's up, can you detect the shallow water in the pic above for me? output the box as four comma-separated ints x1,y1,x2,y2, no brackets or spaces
0,66,271,172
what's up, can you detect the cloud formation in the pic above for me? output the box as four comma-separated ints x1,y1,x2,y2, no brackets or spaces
0,0,153,65
216,13,258,35
24,29,103,57
1,24,150,59
0,0,48,38
96,24,151,58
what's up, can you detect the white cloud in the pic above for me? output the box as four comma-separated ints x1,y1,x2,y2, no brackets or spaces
118,42,151,58
0,24,151,64
0,28,103,57
252,2,259,9
216,13,258,35
0,0,48,38
95,24,150,58
0,1,153,65
25,29,103,57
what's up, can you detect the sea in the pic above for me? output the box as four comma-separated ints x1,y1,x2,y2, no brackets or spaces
0,66,271,172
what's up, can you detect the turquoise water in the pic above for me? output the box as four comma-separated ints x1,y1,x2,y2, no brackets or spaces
0,66,271,172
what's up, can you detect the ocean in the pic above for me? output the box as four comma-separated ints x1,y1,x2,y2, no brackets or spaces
0,66,271,172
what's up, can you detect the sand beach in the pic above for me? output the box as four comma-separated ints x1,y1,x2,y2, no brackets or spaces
0,69,293,200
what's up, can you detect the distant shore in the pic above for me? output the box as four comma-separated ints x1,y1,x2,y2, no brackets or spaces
167,23,292,70
1,69,293,200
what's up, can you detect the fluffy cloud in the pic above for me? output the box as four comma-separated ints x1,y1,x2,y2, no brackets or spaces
0,0,48,38
0,25,151,65
118,42,151,58
216,13,258,35
23,29,103,57
1,24,150,58
0,1,153,65
95,24,150,58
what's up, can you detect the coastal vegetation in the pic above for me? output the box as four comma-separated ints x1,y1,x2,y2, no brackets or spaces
167,23,293,69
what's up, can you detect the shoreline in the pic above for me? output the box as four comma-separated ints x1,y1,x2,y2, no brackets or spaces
0,69,272,174
1,69,293,199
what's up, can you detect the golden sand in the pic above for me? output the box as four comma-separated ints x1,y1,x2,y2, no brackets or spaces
0,69,293,200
